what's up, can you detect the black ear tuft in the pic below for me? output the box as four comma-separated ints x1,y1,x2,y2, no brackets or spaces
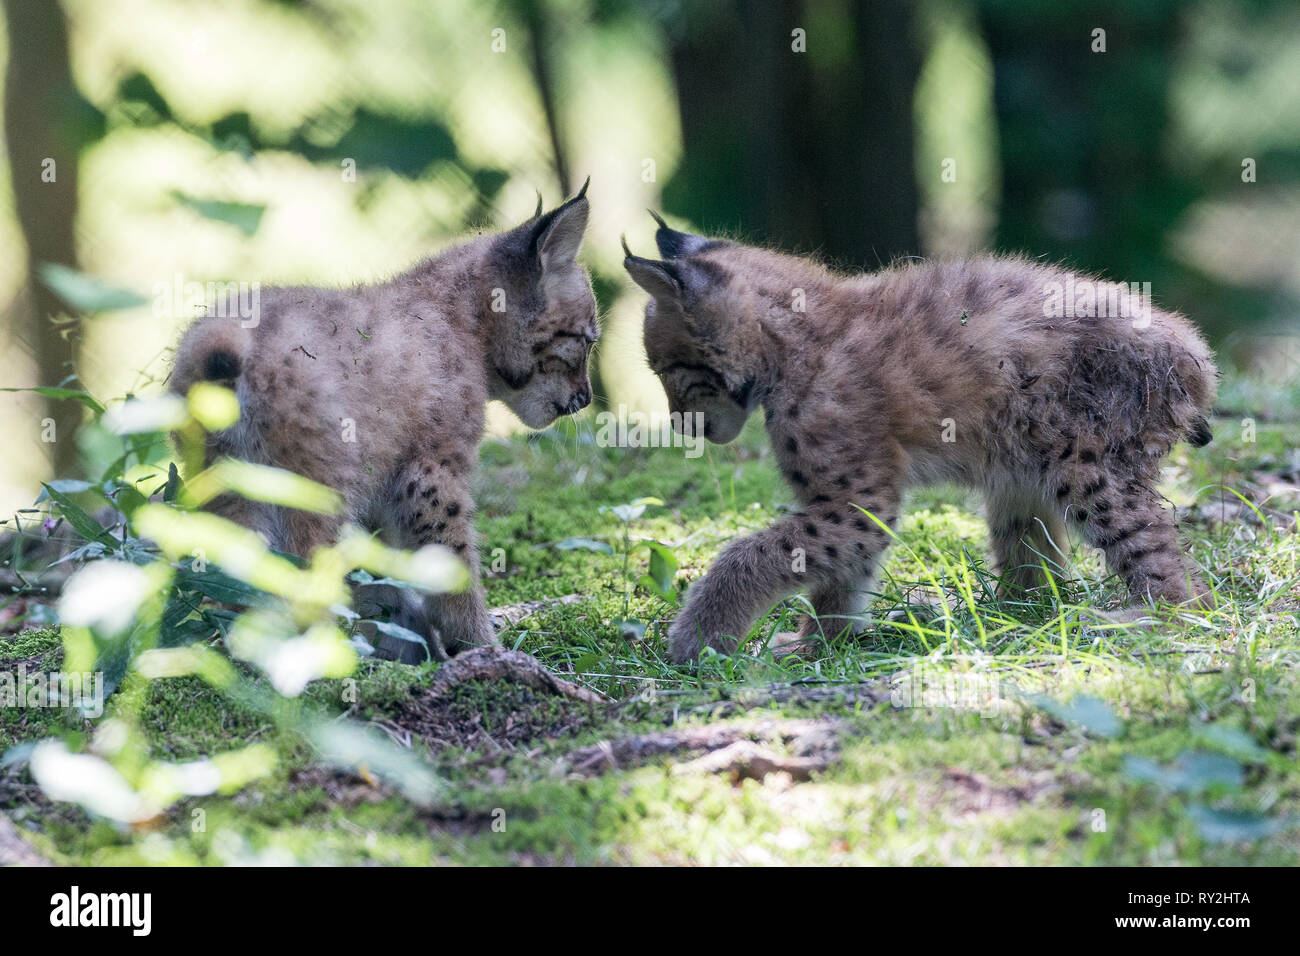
650,211,711,259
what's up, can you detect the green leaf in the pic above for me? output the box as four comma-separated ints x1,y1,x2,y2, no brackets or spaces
210,112,260,156
184,459,341,515
0,386,104,414
604,497,664,524
307,720,442,806
159,610,218,649
368,620,429,657
347,569,422,590
163,462,181,503
113,484,149,517
645,541,678,598
42,483,118,549
614,619,647,641
176,566,263,606
1031,694,1122,738
1193,723,1271,763
41,479,96,495
1122,751,1244,793
554,536,613,554
1187,806,1294,843
171,192,266,237
117,71,172,122
37,263,148,313
294,108,458,177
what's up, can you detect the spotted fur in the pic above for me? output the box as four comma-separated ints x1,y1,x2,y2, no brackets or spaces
171,187,597,659
625,221,1217,662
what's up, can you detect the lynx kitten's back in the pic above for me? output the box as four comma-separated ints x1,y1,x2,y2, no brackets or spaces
625,223,1216,662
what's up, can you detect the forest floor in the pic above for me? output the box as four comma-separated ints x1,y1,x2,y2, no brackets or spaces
2,374,1299,865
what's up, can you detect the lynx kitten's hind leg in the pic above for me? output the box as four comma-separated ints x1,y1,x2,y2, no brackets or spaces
1051,445,1208,609
986,485,1069,596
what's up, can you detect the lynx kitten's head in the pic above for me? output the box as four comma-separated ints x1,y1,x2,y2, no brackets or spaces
487,182,598,429
623,217,788,444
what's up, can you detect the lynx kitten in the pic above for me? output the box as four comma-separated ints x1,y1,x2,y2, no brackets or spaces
624,218,1216,662
171,185,597,660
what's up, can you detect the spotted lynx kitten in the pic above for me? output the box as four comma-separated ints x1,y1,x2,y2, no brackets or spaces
170,185,597,660
624,218,1217,663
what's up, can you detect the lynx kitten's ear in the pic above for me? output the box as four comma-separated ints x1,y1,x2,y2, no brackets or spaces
533,177,590,273
622,236,683,303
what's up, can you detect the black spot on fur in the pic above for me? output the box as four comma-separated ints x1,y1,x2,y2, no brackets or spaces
445,502,461,517
790,470,809,486
804,522,819,537
1080,450,1098,464
1098,525,1139,549
1080,478,1106,498
1121,546,1156,567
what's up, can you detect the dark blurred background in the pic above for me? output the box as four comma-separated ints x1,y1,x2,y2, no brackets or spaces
2,0,1299,507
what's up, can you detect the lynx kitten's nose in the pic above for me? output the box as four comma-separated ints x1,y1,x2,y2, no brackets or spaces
567,389,591,414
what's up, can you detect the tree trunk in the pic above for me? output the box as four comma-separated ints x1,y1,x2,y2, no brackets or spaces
663,0,921,269
3,0,84,476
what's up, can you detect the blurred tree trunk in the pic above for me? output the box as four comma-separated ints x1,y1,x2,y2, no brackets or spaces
974,2,1200,296
3,0,83,475
663,0,921,268
516,0,612,410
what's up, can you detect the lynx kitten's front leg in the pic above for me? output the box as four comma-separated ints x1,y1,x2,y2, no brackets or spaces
668,497,896,662
392,458,496,657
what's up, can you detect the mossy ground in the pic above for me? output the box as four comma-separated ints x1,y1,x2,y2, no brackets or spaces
2,375,1298,865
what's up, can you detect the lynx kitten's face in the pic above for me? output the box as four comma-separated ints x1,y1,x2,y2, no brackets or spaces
490,192,599,429
624,225,760,444
502,265,598,429
643,307,753,444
